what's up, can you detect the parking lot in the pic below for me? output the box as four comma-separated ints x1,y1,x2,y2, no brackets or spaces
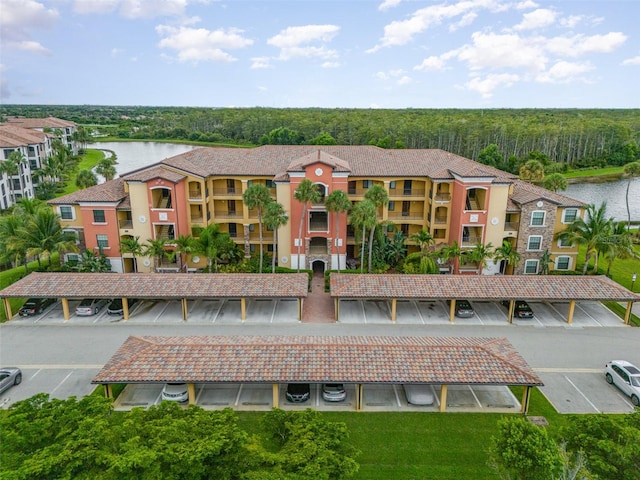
11,297,625,327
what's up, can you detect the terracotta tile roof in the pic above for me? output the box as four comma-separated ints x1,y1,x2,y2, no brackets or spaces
92,335,543,386
0,125,48,147
330,274,639,302
0,272,309,299
511,179,585,208
5,116,76,129
124,165,187,183
48,178,128,205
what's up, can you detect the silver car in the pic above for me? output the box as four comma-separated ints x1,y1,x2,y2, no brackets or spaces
0,367,22,395
605,360,640,406
403,384,435,406
322,383,346,402
161,383,189,402
76,298,109,316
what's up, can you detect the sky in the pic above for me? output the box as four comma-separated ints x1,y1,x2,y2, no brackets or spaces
1,0,639,108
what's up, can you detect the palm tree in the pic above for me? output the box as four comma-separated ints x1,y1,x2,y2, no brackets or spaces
364,184,389,273
493,240,521,275
293,179,321,272
0,214,28,272
0,151,28,205
13,197,45,217
173,234,194,272
324,189,351,272
539,249,551,275
22,209,78,270
143,238,168,272
601,222,637,277
555,202,614,274
243,183,272,273
623,161,640,230
120,236,144,272
543,173,568,192
519,160,545,183
192,224,224,272
263,200,288,273
76,169,98,189
437,241,462,273
349,200,377,273
409,229,434,255
95,155,118,182
465,242,494,274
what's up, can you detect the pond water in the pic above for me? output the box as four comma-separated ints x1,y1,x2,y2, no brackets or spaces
93,141,640,222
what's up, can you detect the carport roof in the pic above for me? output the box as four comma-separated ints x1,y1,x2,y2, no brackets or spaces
0,272,309,299
92,335,543,386
330,274,639,302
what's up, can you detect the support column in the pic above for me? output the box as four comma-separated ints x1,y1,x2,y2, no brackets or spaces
520,386,531,414
272,384,279,408
122,298,130,321
61,298,70,321
624,301,633,325
507,300,514,324
391,298,397,322
449,299,456,323
181,298,188,321
298,298,303,322
104,384,113,399
334,298,340,321
240,298,246,321
187,383,196,405
356,384,363,412
567,299,576,324
2,298,12,320
439,385,448,412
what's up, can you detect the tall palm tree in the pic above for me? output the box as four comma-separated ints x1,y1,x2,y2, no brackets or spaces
519,160,545,183
555,202,614,274
143,238,168,272
349,200,376,273
493,240,521,275
120,236,144,272
0,214,28,272
243,183,272,273
22,209,78,270
173,234,194,271
465,242,494,274
263,200,288,273
437,241,462,273
623,161,640,230
0,151,28,205
409,229,434,255
602,222,637,276
324,189,351,272
293,179,321,272
76,169,98,189
95,155,118,182
364,184,389,273
192,224,223,272
542,173,568,193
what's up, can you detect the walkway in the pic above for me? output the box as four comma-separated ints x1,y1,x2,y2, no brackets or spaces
302,272,334,323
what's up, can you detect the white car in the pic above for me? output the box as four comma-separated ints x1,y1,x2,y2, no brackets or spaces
322,383,346,402
605,360,640,406
76,298,109,316
161,383,189,402
403,384,435,406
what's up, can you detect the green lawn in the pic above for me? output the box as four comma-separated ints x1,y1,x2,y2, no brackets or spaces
564,166,624,179
60,148,105,196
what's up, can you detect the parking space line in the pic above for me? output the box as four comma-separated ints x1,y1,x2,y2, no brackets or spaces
393,384,402,407
51,371,74,394
475,311,485,325
535,368,601,373
270,300,278,324
234,384,243,406
411,301,426,324
361,301,367,324
468,386,482,408
575,302,603,326
564,375,600,413
28,369,42,380
153,302,171,322
212,299,224,323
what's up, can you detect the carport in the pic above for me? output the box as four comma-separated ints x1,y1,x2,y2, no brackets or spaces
91,335,543,414
0,272,309,322
330,274,639,324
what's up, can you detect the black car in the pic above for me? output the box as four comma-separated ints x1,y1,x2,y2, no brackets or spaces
286,383,310,402
501,300,534,319
18,298,56,316
107,298,138,315
448,299,475,318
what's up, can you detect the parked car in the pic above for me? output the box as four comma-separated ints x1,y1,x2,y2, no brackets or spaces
75,298,109,316
605,360,640,406
403,384,435,406
107,298,138,315
501,300,534,319
448,299,475,318
286,383,310,402
322,383,346,402
0,367,22,395
161,383,189,402
18,298,56,316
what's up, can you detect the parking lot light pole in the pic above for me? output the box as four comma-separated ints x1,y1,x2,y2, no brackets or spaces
632,273,637,292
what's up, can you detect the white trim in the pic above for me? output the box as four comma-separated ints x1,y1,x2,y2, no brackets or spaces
527,235,543,251
555,255,572,270
524,259,539,274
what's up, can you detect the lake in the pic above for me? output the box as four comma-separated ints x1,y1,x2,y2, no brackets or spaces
93,141,640,222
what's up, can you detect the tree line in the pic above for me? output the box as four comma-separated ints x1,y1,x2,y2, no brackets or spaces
2,105,639,169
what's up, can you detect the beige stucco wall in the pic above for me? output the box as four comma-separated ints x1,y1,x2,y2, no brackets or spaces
127,182,153,272
275,181,293,268
483,184,511,274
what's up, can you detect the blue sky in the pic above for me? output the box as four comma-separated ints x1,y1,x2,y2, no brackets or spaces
1,0,639,108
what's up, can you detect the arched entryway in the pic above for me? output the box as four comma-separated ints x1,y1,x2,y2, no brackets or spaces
312,259,326,274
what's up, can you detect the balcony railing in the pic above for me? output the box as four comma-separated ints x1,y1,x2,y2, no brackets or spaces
504,222,518,231
188,189,203,200
434,193,451,202
214,212,242,220
190,216,204,224
433,215,447,224
212,188,241,196
461,235,482,247
388,213,424,221
119,219,133,229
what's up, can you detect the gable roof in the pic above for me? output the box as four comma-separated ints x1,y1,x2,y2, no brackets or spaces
48,177,128,205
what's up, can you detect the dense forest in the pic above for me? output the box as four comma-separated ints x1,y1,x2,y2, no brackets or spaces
2,105,639,169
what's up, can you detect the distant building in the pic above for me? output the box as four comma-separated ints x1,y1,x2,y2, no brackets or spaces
48,145,585,274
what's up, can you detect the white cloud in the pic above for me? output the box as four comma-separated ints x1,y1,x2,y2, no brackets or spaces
251,57,272,69
322,61,340,68
0,0,58,54
465,73,519,98
73,0,189,19
397,75,412,85
0,64,9,100
414,56,447,71
536,60,593,83
515,1,538,9
545,32,627,57
267,25,340,61
156,25,253,63
622,56,640,66
379,0,402,11
456,32,548,72
513,8,557,31
111,48,125,56
449,12,477,32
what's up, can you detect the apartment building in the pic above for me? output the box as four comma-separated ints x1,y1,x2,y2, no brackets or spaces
48,145,584,274
4,116,79,155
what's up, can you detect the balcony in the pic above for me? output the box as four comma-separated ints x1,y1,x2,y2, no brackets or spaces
119,219,133,229
434,193,451,202
214,211,242,220
504,222,518,231
188,189,203,201
433,215,448,224
461,236,482,247
212,188,242,197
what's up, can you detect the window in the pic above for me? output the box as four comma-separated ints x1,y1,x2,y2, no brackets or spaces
229,224,237,238
530,211,545,226
555,256,571,270
59,206,74,220
558,237,572,247
527,235,542,250
524,260,539,274
362,180,372,189
63,229,79,244
93,209,106,223
389,181,396,189
266,180,275,189
96,234,109,249
562,208,578,223
388,201,395,211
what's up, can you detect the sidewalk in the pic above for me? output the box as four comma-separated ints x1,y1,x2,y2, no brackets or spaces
302,273,334,323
